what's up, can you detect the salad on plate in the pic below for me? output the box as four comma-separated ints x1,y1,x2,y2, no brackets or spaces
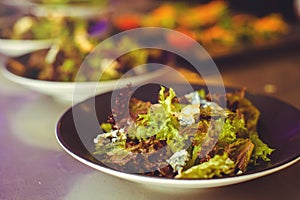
93,86,274,179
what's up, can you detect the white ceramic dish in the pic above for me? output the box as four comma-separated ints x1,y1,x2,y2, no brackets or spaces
0,39,54,57
55,84,300,189
1,63,170,104
2,0,110,18
0,3,54,57
31,4,110,18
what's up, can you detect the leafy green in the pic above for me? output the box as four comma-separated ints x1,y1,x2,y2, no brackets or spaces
60,59,76,73
129,105,176,140
94,86,275,178
197,89,206,99
184,112,246,170
217,113,246,145
158,86,179,113
175,153,235,179
226,89,274,165
250,133,275,164
184,120,213,168
100,123,112,133
217,118,237,144
227,91,260,133
225,138,254,172
128,87,186,152
185,144,202,169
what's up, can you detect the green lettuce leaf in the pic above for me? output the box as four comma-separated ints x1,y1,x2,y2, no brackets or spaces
184,120,210,168
250,133,274,164
217,113,246,145
225,138,254,172
100,123,113,133
158,86,179,113
185,144,202,169
175,153,235,179
128,86,186,152
227,90,260,133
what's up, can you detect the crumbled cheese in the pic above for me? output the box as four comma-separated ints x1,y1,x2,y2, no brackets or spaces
93,128,126,144
202,101,224,113
93,134,102,144
166,149,190,174
185,92,201,104
177,104,200,126
237,170,243,175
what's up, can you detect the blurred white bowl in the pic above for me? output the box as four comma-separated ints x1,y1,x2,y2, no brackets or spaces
31,4,111,18
2,0,111,18
0,4,53,57
1,62,170,104
0,39,54,57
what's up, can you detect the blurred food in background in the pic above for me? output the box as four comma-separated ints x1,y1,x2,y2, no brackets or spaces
111,0,295,57
1,0,170,83
1,0,299,83
0,0,113,57
1,0,110,18
6,39,169,82
28,0,107,5
0,15,108,40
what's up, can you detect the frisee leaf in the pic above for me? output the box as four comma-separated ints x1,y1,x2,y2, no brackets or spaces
217,113,246,145
175,153,235,179
158,86,179,113
129,87,186,152
250,133,274,164
100,123,112,133
225,138,254,172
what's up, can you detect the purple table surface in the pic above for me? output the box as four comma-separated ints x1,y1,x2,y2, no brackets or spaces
0,45,299,200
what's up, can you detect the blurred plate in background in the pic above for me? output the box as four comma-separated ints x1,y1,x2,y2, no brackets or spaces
1,58,171,104
2,0,111,18
0,39,54,57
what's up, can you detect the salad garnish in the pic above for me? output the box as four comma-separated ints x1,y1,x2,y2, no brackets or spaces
93,86,274,179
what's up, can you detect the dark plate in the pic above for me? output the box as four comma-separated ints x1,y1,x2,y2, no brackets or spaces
56,84,300,188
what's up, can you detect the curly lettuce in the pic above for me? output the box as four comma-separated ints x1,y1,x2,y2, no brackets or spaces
94,86,274,178
176,153,235,179
128,87,186,153
250,133,275,164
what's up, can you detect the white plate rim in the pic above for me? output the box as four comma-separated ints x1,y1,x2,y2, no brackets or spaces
1,63,170,89
0,38,54,57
